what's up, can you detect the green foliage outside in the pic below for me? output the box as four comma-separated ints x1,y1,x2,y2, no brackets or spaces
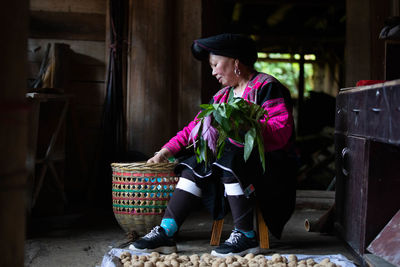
254,54,315,98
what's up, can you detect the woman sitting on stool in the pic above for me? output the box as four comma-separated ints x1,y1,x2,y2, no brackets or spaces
129,33,297,256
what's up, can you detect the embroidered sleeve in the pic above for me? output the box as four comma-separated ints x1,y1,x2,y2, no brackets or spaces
162,88,231,155
258,82,294,152
162,111,201,155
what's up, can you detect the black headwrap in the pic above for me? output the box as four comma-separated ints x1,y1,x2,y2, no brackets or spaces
191,33,257,67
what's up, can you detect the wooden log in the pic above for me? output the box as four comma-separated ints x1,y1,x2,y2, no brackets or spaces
304,203,335,233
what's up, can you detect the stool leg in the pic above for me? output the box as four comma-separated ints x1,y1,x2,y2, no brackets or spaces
256,206,269,249
210,219,224,246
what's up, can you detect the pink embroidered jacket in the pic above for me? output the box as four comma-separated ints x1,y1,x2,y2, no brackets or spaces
162,73,294,155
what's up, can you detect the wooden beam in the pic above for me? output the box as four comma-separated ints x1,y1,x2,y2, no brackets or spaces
30,11,105,41
30,0,106,14
236,0,343,6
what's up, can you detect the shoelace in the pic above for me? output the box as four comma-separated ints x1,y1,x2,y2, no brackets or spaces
144,226,161,239
225,230,242,244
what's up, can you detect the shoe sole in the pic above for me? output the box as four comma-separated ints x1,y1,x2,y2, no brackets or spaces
128,244,177,254
211,246,261,257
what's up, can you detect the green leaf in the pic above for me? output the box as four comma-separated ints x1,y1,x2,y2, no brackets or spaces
199,103,214,110
217,141,225,159
198,109,214,119
196,146,201,163
217,103,228,118
244,128,256,161
190,98,269,171
199,138,206,163
256,134,266,172
225,104,233,118
214,112,231,133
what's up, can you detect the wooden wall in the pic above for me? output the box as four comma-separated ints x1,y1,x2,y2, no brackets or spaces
0,1,29,266
27,0,107,206
28,0,204,208
345,0,391,87
126,0,202,156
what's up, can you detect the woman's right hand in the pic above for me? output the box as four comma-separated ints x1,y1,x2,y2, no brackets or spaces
147,148,172,163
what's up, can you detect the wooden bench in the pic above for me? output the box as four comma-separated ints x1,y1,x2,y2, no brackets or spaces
210,205,270,249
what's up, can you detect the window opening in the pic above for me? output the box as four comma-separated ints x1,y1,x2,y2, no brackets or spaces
254,52,316,98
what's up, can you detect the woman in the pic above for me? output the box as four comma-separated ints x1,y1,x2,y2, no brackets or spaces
130,33,297,256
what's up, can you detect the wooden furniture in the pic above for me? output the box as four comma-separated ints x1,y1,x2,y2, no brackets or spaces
210,205,270,249
26,93,70,211
384,40,400,81
334,80,400,259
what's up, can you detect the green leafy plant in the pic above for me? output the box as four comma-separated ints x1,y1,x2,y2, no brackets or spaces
188,98,269,172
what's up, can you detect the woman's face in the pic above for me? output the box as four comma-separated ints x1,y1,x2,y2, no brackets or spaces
209,54,237,87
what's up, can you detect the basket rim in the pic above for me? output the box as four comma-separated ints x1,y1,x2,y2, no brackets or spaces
111,161,177,172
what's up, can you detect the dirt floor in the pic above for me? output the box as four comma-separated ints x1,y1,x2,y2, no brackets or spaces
24,191,360,267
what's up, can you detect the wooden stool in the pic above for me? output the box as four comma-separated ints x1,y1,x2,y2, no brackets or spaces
210,205,270,249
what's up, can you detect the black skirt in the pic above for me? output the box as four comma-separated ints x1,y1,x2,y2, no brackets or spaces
174,141,298,239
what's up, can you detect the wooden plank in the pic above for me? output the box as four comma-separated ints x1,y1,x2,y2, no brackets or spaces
367,210,400,267
127,0,202,155
28,39,105,64
30,11,105,41
345,0,371,87
296,190,335,199
30,0,106,14
335,135,369,255
174,0,202,129
369,0,389,81
28,63,105,93
127,0,175,155
295,197,334,210
365,142,400,250
364,254,397,267
389,84,400,143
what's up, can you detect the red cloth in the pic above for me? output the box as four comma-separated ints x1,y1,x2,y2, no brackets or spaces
356,80,386,86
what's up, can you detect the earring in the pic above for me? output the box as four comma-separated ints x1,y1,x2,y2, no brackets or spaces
234,66,241,76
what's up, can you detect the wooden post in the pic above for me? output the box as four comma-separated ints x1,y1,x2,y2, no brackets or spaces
0,1,29,267
297,52,305,136
210,219,224,246
256,205,270,249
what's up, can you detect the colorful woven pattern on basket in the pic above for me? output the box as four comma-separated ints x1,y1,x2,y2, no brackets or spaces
112,168,178,216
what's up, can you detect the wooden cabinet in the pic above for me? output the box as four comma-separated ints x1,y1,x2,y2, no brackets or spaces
385,40,400,81
334,80,400,257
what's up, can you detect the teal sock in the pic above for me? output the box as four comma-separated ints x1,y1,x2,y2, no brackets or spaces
236,228,255,238
160,218,178,237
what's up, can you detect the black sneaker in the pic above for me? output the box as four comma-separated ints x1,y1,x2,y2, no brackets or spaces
129,226,177,254
211,229,260,256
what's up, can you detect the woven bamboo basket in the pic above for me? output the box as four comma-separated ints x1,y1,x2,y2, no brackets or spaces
111,162,179,237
